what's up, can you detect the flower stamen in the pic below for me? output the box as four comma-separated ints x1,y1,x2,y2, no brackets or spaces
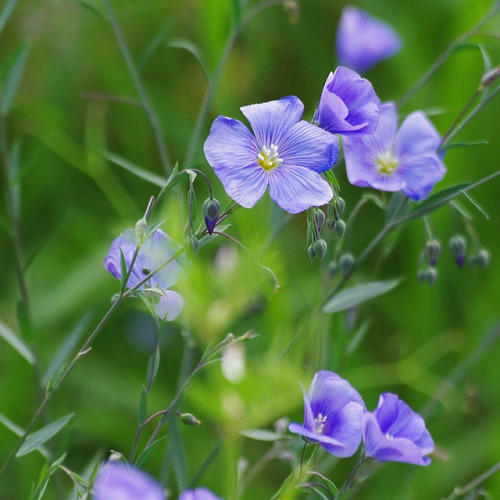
258,144,283,172
313,413,328,434
376,150,398,175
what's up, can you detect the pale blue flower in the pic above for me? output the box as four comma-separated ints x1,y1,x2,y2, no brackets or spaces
93,463,165,500
105,228,184,320
343,102,446,200
336,6,402,73
289,371,365,457
315,66,381,136
363,393,434,465
203,96,339,214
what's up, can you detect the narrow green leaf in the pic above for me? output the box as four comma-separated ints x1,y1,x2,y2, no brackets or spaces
138,22,172,72
442,140,488,150
42,313,91,385
385,191,409,225
166,38,210,80
134,436,167,469
106,151,166,187
1,43,28,116
462,191,489,219
119,248,129,291
0,319,35,364
73,1,106,21
0,0,18,37
0,413,49,458
167,419,187,490
17,414,74,457
362,193,385,210
346,319,371,356
324,169,341,190
138,386,148,425
239,429,283,442
407,183,470,220
323,278,402,314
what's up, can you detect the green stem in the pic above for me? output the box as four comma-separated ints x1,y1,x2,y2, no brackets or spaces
103,0,172,174
398,2,500,108
183,0,286,169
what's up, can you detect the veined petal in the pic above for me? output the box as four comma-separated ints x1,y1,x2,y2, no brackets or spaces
155,291,183,321
394,111,442,159
316,67,381,135
281,121,339,173
399,154,446,201
288,423,345,449
241,96,304,147
268,166,333,214
203,116,258,171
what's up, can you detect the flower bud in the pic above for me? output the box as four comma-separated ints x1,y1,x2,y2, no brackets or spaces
327,260,339,279
312,238,328,262
202,198,221,235
425,239,441,267
418,267,437,285
470,249,490,268
177,412,201,426
449,235,466,268
339,253,355,277
135,217,148,241
336,197,346,219
313,207,326,230
480,67,500,89
333,219,346,239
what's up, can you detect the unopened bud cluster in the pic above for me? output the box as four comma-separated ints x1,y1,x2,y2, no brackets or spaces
202,197,221,235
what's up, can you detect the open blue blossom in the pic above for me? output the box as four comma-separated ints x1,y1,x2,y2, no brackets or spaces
343,102,446,201
93,463,165,500
363,393,434,466
104,228,184,320
288,371,365,457
203,96,339,214
315,66,381,136
336,6,402,73
179,487,223,500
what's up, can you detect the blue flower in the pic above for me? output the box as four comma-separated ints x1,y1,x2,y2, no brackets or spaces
288,371,365,457
362,393,434,466
179,487,223,500
343,102,446,201
93,463,165,500
203,96,339,214
336,6,402,73
104,228,185,320
315,66,381,136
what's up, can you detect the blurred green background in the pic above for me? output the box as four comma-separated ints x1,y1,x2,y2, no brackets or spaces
1,0,500,498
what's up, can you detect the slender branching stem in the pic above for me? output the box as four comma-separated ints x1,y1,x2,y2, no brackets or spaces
103,0,172,174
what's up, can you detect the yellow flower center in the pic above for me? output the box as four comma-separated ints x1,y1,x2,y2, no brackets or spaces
258,144,283,172
313,413,328,434
376,150,398,175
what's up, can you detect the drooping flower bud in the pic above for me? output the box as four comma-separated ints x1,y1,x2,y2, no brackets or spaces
327,260,339,279
202,197,221,235
480,67,500,89
178,412,201,427
339,253,355,277
418,267,437,285
449,235,466,268
334,219,346,239
135,217,148,241
425,239,441,267
470,249,490,268
313,207,326,230
312,238,328,262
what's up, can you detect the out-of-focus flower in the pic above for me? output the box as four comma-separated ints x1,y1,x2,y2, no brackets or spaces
362,393,434,466
179,487,223,500
93,463,165,500
203,96,339,214
288,370,365,457
343,102,446,201
104,228,185,320
336,6,402,73
315,67,381,136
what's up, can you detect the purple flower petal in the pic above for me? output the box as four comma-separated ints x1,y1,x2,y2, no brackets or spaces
316,67,381,135
336,6,402,73
179,487,223,500
281,121,339,173
204,97,339,213
289,371,365,457
268,166,333,214
93,463,165,500
362,393,434,466
241,96,304,147
155,291,183,321
343,102,445,199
